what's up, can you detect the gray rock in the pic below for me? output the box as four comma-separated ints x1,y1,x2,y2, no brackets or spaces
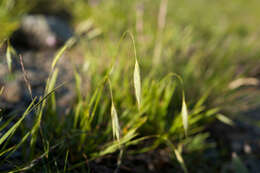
13,15,73,48
0,49,87,116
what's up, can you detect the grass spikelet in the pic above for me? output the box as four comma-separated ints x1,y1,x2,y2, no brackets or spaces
134,56,141,109
6,40,12,72
108,78,120,141
181,91,188,137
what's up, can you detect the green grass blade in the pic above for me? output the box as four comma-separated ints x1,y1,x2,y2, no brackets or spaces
0,146,15,157
0,98,36,145
5,132,30,159
64,150,69,173
51,37,75,70
0,115,16,132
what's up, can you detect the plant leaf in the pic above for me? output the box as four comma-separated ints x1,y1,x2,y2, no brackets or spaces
51,37,75,70
0,98,36,145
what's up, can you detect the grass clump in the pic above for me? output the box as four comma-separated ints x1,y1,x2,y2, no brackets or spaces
0,0,260,172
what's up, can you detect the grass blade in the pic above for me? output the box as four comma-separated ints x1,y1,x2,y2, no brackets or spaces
0,98,36,146
64,150,69,173
5,132,30,159
51,37,75,70
0,115,16,132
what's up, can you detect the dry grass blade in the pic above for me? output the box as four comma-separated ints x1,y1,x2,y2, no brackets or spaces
229,77,260,89
153,0,168,65
19,54,33,100
181,91,188,137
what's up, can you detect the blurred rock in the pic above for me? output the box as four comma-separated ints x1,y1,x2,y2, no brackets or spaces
0,46,89,118
11,15,73,49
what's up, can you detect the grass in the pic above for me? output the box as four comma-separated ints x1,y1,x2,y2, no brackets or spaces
1,0,260,172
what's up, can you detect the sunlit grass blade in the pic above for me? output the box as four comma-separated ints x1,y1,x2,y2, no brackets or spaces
181,91,188,137
47,68,59,111
51,37,76,70
30,75,62,151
